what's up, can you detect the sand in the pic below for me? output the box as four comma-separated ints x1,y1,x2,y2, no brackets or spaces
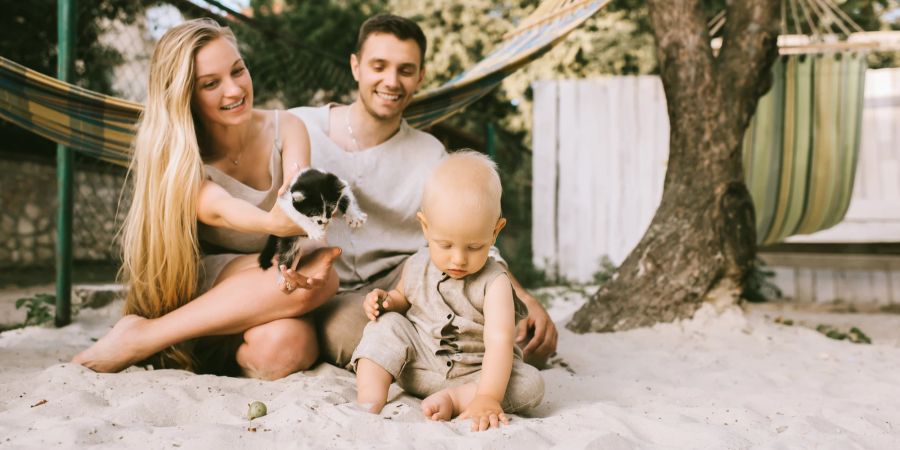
2,288,899,449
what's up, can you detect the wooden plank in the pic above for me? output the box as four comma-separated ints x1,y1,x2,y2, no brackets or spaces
833,270,851,303
575,79,604,281
785,221,900,243
794,268,815,302
770,267,796,299
555,79,577,280
890,270,900,304
634,76,658,248
845,199,900,220
812,268,836,303
759,252,900,271
605,77,624,267
588,79,612,277
849,270,874,303
871,270,890,305
530,80,559,275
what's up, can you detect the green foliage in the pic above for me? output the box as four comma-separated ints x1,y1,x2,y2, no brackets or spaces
773,316,794,326
0,0,149,95
14,293,56,327
816,324,872,344
500,232,551,289
591,256,618,287
741,258,783,303
235,0,388,107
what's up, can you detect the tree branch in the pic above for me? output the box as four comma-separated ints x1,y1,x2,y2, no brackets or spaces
717,0,781,126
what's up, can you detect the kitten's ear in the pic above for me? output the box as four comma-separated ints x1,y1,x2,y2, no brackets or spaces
292,191,306,202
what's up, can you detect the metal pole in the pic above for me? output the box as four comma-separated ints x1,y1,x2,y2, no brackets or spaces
55,0,75,327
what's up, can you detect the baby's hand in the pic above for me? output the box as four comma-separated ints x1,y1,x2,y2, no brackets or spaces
363,289,389,321
458,395,508,432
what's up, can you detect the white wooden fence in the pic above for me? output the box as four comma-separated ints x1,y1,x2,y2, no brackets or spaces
532,69,900,305
532,76,669,282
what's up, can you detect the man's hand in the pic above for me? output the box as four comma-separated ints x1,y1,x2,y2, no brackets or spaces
506,273,558,368
515,295,558,369
459,395,508,432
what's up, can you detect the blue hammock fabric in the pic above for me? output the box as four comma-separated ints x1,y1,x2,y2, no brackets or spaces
0,0,611,168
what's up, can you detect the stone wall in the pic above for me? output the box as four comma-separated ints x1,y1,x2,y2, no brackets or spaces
0,155,127,269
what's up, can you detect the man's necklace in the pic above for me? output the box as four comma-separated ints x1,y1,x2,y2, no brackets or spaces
345,103,360,151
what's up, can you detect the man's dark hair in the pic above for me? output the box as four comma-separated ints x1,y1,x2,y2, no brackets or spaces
355,14,427,65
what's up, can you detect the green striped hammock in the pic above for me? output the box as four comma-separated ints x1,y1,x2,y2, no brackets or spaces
744,52,867,245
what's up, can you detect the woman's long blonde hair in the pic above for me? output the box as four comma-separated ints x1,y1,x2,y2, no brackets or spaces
121,19,237,371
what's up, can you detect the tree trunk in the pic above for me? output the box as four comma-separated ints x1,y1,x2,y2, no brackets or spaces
567,0,780,333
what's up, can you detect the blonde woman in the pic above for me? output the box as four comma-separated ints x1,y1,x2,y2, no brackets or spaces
72,18,340,379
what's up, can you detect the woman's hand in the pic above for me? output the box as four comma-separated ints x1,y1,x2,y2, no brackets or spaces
266,201,305,237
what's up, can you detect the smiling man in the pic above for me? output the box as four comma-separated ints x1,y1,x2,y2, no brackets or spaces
288,13,558,371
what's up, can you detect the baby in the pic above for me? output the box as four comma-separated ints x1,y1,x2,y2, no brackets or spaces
350,151,544,431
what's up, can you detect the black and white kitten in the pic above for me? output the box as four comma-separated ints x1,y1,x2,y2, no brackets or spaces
258,168,366,272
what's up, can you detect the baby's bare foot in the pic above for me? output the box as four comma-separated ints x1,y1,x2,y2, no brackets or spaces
422,390,454,421
72,315,148,373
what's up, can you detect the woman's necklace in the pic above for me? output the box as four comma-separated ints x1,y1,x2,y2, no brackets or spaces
345,103,360,151
230,124,253,165
231,148,244,165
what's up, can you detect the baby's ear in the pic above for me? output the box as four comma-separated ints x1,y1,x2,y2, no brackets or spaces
493,217,507,239
416,211,429,233
292,191,306,202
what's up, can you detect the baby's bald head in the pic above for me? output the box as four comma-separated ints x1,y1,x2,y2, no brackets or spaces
418,150,506,278
421,150,502,222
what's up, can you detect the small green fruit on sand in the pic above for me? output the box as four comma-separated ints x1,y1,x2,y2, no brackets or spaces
248,401,267,420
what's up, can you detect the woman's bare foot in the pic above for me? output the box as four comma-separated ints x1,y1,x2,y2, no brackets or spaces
422,389,455,421
72,314,149,373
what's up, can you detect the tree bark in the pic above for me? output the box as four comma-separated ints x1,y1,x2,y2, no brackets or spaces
568,0,780,333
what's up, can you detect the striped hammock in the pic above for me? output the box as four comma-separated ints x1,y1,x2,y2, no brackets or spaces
0,0,611,168
744,53,867,245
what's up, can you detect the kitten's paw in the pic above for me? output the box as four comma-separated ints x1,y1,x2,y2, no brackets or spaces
345,210,367,228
